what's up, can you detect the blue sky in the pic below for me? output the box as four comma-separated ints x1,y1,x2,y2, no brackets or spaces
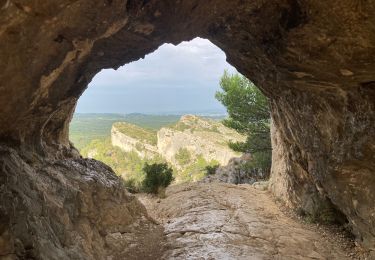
75,37,237,115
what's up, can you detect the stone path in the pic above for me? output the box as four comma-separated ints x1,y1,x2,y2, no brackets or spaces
138,182,349,260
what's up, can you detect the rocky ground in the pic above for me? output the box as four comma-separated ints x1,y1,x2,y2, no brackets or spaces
0,143,366,259
138,182,361,260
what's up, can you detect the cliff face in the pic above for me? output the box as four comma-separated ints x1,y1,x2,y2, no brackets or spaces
157,115,243,168
110,115,243,169
205,154,267,185
111,123,158,159
0,145,165,259
1,0,375,256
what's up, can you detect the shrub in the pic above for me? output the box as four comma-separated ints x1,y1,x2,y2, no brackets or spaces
142,163,174,194
205,164,219,175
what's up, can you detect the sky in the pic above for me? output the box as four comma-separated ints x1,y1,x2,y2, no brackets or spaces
75,37,237,115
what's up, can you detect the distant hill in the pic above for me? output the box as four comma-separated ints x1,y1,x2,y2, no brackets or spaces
80,115,243,183
70,114,126,149
70,113,181,149
121,113,181,130
70,113,226,149
71,113,243,187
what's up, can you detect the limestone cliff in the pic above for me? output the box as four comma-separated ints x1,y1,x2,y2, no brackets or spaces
157,115,244,168
111,122,158,159
110,115,244,169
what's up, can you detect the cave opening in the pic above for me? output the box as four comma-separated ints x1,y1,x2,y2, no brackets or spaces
69,37,270,190
1,1,374,258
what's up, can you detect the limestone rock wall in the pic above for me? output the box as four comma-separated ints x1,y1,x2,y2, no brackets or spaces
0,0,374,254
269,88,375,249
0,145,165,259
157,115,244,168
204,154,267,185
110,115,243,168
111,126,158,159
157,128,241,168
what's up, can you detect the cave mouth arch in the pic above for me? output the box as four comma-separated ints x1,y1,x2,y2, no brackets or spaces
69,36,248,185
1,0,374,255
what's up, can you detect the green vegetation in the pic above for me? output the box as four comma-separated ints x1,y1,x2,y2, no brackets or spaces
216,71,272,175
171,116,224,134
70,113,181,149
70,114,126,149
80,138,164,192
114,122,157,145
142,163,174,194
78,137,214,190
205,164,219,175
175,148,192,166
177,156,219,183
70,114,227,150
70,113,239,190
123,113,181,129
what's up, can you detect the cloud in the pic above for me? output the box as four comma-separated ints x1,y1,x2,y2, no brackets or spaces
77,38,236,114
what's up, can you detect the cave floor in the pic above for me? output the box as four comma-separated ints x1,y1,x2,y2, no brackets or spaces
137,182,351,260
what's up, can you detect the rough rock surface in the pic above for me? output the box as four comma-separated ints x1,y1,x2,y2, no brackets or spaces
0,145,165,259
0,0,374,254
111,124,158,159
157,115,243,167
139,182,349,259
110,115,243,167
204,154,267,184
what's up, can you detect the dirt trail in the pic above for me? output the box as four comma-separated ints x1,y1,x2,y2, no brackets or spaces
138,182,350,260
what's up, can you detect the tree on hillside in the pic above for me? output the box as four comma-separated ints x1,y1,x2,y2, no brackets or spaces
215,70,272,175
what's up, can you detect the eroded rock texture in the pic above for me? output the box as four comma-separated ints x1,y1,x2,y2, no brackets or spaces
0,145,165,259
0,0,374,257
139,182,350,259
204,154,267,185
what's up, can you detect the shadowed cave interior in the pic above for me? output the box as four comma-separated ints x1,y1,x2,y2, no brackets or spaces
0,0,374,258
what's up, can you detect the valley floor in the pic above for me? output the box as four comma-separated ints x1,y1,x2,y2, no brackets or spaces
138,183,351,260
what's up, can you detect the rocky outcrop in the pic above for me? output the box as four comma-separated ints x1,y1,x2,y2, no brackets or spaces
204,154,267,184
111,124,158,159
157,115,243,168
0,145,165,259
1,0,374,255
110,115,243,169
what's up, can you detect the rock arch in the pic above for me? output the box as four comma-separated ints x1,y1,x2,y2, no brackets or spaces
0,0,374,257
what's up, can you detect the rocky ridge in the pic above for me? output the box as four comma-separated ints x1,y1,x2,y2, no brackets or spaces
111,122,159,160
111,115,244,169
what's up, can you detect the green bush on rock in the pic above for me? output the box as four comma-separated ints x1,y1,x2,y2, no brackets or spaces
142,163,174,194
205,165,219,175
